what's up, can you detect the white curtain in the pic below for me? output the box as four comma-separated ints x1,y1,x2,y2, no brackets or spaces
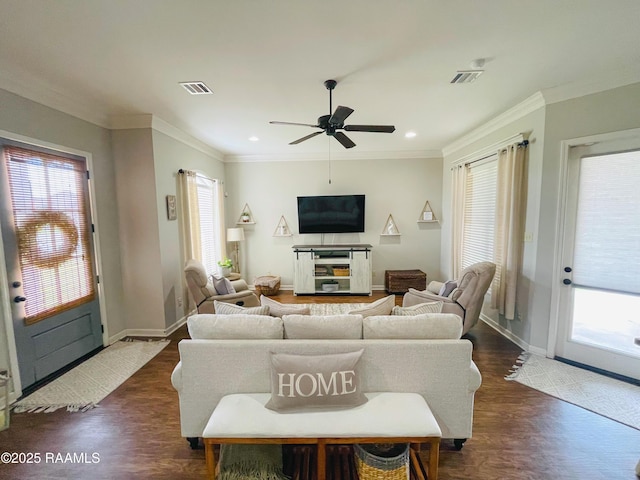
492,143,526,320
450,164,468,278
179,169,202,262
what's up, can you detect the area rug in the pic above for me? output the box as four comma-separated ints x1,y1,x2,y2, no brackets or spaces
218,444,288,480
12,339,169,413
506,352,640,430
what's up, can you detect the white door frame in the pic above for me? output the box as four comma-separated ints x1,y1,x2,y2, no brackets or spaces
547,127,640,358
0,129,109,401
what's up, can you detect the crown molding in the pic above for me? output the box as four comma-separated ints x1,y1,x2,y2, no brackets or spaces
541,68,640,105
224,149,442,163
0,70,111,128
109,114,225,162
442,92,545,158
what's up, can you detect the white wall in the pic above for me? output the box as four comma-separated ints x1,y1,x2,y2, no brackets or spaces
151,130,226,327
224,156,443,288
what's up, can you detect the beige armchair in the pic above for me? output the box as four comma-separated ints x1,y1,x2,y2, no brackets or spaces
402,261,496,335
184,259,259,314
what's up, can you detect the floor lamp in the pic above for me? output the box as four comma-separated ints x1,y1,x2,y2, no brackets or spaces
227,227,245,275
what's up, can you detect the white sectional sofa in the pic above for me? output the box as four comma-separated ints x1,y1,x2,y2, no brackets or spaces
171,311,482,449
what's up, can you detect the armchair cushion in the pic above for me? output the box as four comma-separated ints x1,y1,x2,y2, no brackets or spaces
211,275,235,295
438,280,457,297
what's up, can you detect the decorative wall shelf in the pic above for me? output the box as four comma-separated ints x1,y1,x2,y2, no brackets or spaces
236,203,255,225
273,216,293,237
381,214,401,236
417,200,438,223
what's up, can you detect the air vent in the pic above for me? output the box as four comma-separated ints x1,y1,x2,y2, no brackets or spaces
179,81,213,95
450,70,484,84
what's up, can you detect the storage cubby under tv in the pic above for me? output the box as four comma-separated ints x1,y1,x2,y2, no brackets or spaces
292,244,372,296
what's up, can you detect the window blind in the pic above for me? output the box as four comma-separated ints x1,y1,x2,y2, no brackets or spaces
4,146,95,324
195,175,222,275
462,157,498,271
572,151,640,294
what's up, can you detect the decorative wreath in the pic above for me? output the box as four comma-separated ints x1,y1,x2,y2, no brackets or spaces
17,210,79,269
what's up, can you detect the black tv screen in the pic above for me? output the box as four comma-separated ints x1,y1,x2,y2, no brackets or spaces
297,195,365,234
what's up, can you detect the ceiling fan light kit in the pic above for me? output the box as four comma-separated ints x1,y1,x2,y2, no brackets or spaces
270,79,395,149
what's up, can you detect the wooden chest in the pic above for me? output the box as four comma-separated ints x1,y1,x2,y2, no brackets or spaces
385,269,427,294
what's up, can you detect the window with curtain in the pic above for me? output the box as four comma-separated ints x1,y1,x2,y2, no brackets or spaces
453,140,527,320
179,170,225,275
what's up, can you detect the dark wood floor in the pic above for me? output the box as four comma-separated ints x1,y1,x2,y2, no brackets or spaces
1,292,639,479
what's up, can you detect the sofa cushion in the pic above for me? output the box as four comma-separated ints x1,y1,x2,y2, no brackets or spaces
187,314,283,339
265,350,367,412
348,295,395,317
211,275,236,295
214,300,270,315
260,295,311,317
391,301,443,316
283,314,363,339
363,313,463,339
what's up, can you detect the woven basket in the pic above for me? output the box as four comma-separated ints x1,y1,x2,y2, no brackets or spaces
332,266,350,276
254,275,281,296
354,443,409,480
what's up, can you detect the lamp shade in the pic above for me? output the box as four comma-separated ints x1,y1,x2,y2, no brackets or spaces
227,227,245,242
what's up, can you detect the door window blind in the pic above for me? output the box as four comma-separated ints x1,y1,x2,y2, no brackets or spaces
4,146,95,324
572,151,640,294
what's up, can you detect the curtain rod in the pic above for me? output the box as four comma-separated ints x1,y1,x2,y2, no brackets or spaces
450,135,529,170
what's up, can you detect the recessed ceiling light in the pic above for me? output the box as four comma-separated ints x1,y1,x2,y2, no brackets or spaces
405,131,417,138
249,136,259,142
179,81,213,95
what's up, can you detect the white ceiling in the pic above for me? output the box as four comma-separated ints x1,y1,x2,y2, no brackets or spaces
1,0,639,160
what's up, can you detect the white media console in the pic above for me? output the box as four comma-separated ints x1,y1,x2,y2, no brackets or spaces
292,244,372,295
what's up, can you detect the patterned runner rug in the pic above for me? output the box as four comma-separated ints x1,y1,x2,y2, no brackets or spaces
12,339,169,413
506,352,640,430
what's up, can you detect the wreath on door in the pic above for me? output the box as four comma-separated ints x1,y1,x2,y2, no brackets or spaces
17,210,79,268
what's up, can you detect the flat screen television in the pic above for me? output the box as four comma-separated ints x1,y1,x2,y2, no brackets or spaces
297,194,365,234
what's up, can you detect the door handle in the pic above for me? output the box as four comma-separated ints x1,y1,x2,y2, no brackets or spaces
562,279,572,285
13,296,26,303
564,267,572,273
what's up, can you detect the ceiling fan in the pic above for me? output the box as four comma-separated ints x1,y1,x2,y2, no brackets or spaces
269,79,395,149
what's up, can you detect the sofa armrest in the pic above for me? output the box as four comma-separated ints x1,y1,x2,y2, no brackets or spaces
469,361,482,392
403,288,449,306
427,281,443,294
171,361,183,392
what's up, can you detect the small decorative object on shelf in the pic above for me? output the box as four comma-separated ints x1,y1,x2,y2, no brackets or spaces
237,204,255,224
417,200,438,223
381,214,400,236
273,216,292,237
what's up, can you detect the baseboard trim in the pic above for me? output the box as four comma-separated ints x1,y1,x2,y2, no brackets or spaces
107,311,193,344
479,314,547,356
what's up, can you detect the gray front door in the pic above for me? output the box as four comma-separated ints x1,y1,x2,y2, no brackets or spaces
0,140,103,389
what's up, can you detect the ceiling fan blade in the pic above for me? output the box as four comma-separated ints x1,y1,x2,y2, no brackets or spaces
344,124,396,133
270,121,319,128
333,132,356,149
328,106,354,126
289,131,323,145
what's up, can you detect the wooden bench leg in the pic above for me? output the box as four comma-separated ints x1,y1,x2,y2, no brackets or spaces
428,439,440,480
205,441,216,479
317,439,327,480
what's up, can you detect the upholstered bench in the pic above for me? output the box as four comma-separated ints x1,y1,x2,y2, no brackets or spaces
203,392,442,480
